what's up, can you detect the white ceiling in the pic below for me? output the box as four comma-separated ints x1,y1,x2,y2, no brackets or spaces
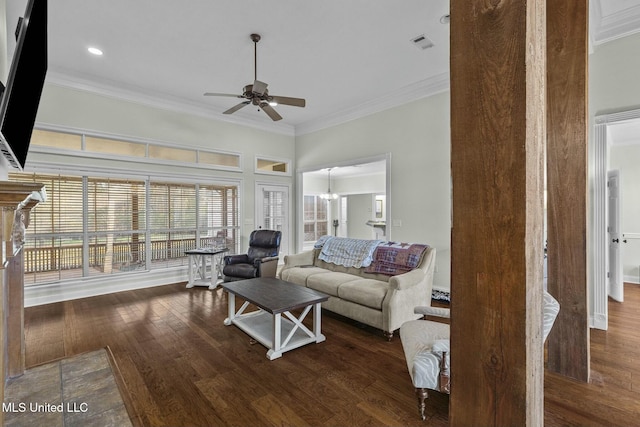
6,0,640,137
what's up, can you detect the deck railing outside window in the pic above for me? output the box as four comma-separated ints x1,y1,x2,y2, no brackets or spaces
10,173,239,286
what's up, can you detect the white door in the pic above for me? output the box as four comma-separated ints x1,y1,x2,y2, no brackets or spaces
338,196,348,237
608,170,623,302
256,183,290,257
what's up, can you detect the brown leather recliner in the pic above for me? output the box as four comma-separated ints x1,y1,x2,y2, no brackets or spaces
222,229,282,282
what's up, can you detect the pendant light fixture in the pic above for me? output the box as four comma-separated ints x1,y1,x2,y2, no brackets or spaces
320,168,338,200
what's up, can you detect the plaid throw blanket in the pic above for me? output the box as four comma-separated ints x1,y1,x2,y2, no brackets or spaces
364,242,429,275
318,237,383,268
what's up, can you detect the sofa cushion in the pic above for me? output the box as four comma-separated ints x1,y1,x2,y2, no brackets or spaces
337,279,390,310
280,266,327,285
307,272,359,297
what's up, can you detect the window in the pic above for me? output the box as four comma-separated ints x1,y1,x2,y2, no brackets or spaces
9,173,240,286
303,195,328,244
255,156,291,176
148,146,196,163
85,136,146,157
199,183,238,249
30,129,242,171
30,129,82,150
87,177,147,276
18,174,84,283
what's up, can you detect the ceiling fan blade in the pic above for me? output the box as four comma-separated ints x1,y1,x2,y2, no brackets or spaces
223,101,251,115
252,80,268,95
270,96,306,108
204,92,243,98
260,103,283,121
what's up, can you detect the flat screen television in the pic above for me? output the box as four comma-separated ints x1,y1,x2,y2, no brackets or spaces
0,0,47,171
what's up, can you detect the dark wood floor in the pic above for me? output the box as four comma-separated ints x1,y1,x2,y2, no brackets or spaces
544,283,640,426
23,282,640,426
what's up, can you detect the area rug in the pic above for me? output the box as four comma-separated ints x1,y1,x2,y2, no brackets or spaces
3,347,137,427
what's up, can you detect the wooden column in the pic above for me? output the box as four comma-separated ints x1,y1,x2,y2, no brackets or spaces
450,0,546,425
546,1,589,381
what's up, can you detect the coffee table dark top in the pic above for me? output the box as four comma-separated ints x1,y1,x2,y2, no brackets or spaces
222,278,329,314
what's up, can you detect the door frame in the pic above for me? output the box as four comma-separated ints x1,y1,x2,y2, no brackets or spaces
255,181,292,258
607,169,623,302
295,153,391,253
593,108,640,329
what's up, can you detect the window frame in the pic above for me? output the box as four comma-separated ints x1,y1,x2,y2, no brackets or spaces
29,126,244,172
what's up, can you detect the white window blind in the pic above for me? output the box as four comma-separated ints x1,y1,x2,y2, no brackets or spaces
9,173,84,284
198,184,239,250
148,182,197,269
86,177,147,276
8,173,240,286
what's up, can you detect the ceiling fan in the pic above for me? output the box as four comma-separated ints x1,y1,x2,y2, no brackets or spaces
204,33,306,121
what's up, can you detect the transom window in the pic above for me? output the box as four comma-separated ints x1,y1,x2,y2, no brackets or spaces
30,129,242,170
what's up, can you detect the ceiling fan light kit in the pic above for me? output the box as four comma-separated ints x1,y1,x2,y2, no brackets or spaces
204,33,305,121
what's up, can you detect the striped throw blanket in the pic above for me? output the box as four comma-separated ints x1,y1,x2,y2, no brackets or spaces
364,242,429,275
318,237,383,268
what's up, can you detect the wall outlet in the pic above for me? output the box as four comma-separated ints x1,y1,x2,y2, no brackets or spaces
392,219,402,227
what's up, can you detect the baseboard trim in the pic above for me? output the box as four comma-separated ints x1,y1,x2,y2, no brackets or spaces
24,268,189,307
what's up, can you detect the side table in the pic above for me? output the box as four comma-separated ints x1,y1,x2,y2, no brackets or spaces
185,247,229,289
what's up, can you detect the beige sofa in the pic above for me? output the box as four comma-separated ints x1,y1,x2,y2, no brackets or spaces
280,241,436,340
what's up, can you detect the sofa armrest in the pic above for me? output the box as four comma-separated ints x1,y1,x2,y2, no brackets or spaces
282,250,314,268
415,306,450,318
388,268,426,291
257,257,279,278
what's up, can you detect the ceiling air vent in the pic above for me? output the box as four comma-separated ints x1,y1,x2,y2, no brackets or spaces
411,34,434,50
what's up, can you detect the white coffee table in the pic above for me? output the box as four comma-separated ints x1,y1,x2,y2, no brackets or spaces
222,278,329,360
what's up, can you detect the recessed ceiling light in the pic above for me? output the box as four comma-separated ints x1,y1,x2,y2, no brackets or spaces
88,47,103,56
440,14,450,24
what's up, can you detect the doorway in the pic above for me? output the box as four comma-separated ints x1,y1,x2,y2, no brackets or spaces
255,183,290,258
593,108,640,329
296,154,390,252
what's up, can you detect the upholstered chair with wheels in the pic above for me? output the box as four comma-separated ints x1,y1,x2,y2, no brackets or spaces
222,229,282,282
399,290,560,420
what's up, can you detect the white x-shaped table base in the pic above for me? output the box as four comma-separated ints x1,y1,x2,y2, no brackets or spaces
224,295,326,360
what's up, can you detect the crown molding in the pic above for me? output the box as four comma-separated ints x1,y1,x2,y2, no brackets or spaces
47,69,450,138
45,70,296,137
590,0,640,46
294,72,450,136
